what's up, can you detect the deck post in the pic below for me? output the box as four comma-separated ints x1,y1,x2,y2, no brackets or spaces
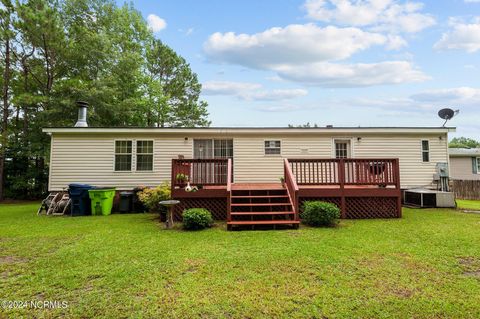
226,158,232,224
339,159,346,218
394,158,402,218
171,159,176,216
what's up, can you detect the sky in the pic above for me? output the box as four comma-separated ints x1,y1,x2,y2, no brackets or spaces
122,0,480,139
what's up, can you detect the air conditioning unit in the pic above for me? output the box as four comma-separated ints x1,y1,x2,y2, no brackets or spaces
404,189,455,208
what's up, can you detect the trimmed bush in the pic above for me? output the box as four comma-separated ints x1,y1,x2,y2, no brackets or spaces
301,201,340,227
182,208,214,230
137,182,171,213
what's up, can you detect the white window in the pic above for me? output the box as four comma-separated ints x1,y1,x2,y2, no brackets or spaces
115,141,132,171
265,140,281,155
334,140,350,159
136,140,153,171
422,140,430,162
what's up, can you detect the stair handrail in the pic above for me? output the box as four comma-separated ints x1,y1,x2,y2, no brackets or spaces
284,159,299,220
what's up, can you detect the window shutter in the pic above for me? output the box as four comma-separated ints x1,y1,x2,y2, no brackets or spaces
473,157,478,174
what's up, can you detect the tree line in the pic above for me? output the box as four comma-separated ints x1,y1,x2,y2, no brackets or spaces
0,0,210,200
449,137,480,149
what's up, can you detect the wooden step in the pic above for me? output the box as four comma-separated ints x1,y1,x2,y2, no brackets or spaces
231,203,291,207
230,211,295,216
231,195,288,198
227,220,300,225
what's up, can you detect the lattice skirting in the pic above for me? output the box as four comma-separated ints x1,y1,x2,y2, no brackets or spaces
345,197,399,219
173,198,227,221
299,197,400,219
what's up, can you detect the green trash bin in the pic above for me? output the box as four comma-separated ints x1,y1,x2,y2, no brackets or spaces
88,188,116,216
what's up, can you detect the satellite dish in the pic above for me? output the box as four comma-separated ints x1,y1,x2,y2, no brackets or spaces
438,108,459,127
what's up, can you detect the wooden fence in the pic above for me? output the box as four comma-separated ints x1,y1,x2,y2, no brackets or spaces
452,180,480,200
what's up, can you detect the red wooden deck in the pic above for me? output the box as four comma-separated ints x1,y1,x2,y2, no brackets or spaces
171,158,402,229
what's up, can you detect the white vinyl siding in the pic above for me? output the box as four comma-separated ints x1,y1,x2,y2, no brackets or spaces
48,132,449,190
234,136,335,183
49,134,192,190
353,135,448,188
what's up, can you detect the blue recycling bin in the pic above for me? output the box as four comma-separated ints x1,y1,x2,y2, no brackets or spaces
69,183,95,216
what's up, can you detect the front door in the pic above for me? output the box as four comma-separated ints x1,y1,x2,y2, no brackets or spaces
193,139,233,159
193,139,213,159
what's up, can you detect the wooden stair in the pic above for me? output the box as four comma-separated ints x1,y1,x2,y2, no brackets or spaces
227,186,299,230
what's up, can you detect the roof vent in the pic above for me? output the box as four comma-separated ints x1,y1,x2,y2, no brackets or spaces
74,101,89,127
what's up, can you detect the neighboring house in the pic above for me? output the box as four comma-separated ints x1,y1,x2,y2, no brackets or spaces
449,148,480,180
42,105,454,227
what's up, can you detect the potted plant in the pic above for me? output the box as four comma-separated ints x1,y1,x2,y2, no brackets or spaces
175,173,189,188
279,176,285,187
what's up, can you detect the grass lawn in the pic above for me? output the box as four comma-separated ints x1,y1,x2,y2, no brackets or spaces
1,204,480,318
456,199,480,211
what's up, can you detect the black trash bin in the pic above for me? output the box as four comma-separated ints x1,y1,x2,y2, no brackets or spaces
132,187,147,213
119,191,133,213
69,183,95,216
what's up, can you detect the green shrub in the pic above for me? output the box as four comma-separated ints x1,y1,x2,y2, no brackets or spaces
137,182,171,213
182,208,214,230
301,201,340,227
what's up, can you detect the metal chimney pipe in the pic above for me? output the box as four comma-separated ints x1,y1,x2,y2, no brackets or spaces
74,101,89,127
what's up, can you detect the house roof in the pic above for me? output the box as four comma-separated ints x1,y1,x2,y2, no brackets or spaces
42,126,455,135
449,148,480,157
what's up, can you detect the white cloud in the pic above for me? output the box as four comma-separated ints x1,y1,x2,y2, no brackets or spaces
202,81,262,95
272,61,428,87
410,87,480,104
386,34,408,50
434,18,480,53
243,89,308,101
204,24,388,69
256,104,310,112
204,23,427,87
334,87,480,111
147,14,167,32
202,81,307,101
303,0,436,33
265,75,285,82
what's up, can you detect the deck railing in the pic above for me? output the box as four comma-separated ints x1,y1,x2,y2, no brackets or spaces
172,158,229,187
284,159,300,220
288,158,400,187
